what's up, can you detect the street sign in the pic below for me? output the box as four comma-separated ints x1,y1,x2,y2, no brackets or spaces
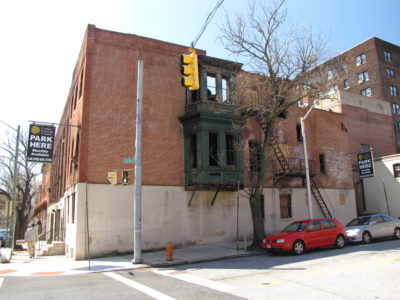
106,172,117,185
27,124,55,163
357,151,374,179
123,157,135,164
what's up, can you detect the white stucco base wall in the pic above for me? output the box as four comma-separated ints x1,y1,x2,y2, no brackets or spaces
262,188,357,235
363,156,400,218
62,184,356,260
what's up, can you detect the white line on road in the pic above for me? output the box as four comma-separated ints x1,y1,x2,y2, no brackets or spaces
153,269,236,294
104,272,176,300
0,278,3,288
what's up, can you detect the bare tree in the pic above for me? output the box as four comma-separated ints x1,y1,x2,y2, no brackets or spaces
0,129,40,241
220,0,334,248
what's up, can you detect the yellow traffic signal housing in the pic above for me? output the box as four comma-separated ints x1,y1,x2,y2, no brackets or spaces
180,48,199,91
106,171,117,185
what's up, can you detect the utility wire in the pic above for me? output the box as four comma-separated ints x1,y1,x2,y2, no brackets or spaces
192,0,224,48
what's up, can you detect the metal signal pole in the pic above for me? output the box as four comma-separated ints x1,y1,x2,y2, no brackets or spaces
132,61,144,264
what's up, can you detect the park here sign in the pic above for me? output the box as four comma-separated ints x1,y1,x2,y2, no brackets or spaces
27,124,55,163
357,151,374,179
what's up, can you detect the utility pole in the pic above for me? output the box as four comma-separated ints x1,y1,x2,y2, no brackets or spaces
11,125,20,251
132,61,144,264
300,104,316,219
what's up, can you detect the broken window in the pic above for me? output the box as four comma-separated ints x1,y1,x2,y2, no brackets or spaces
226,134,235,166
296,124,303,142
209,132,219,166
319,153,326,175
222,77,229,102
189,133,197,168
207,74,217,101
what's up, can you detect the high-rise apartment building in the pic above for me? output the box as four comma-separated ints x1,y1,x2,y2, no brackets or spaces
322,37,400,151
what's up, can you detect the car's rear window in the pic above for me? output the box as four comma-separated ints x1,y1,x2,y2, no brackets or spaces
322,219,336,229
282,221,308,232
346,216,371,226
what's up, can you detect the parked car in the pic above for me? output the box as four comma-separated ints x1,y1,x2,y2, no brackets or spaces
345,214,400,244
262,218,347,255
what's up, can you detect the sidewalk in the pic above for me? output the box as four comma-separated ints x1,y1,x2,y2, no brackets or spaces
0,242,264,277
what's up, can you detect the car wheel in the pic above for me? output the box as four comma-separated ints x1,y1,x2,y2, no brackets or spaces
335,235,345,249
292,240,305,255
362,231,372,244
394,228,400,240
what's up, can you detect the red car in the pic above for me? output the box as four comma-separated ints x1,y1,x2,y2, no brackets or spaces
262,218,347,255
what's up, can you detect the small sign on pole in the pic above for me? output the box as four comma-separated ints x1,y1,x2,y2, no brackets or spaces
27,124,55,163
123,157,135,164
357,151,374,179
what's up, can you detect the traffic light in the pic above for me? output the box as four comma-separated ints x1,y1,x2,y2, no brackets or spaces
180,48,199,91
122,170,129,185
106,172,117,185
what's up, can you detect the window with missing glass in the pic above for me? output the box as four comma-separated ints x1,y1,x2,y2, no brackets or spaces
189,134,197,168
296,124,303,142
209,132,219,166
222,77,229,102
343,79,350,89
226,134,235,166
319,153,327,175
207,74,217,101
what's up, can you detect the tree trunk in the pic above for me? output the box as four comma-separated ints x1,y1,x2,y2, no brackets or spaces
249,117,276,248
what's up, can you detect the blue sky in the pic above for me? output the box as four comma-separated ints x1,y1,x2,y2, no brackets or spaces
0,0,399,134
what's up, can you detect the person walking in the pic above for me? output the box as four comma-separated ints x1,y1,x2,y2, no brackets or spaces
25,224,37,258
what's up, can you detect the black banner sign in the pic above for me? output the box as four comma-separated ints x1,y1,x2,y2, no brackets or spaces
357,151,374,179
27,124,55,163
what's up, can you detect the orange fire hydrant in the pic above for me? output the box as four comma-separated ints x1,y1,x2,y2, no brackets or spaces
166,242,174,261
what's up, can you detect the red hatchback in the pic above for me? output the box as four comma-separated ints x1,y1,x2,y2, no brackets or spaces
262,218,347,255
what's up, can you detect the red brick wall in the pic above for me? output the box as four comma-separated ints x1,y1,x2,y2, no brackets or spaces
79,26,201,186
342,103,397,158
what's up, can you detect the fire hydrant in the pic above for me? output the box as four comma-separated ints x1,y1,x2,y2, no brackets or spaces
166,242,174,261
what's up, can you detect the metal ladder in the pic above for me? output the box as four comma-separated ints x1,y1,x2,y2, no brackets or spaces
310,177,332,218
270,138,289,174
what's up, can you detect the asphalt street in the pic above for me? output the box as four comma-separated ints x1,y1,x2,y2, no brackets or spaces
1,239,399,300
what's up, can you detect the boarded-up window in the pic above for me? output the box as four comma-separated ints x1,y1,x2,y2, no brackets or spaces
339,194,345,205
280,194,292,218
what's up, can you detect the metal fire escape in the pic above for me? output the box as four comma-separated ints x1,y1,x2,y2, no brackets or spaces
270,138,332,218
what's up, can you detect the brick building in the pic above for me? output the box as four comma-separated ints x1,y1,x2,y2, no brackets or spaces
321,37,400,153
40,25,358,259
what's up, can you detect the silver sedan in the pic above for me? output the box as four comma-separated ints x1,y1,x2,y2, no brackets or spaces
345,214,400,244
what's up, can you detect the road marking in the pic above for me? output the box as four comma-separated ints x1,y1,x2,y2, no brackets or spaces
0,269,16,275
153,269,236,294
31,271,64,276
0,278,3,288
104,272,176,300
266,255,400,286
